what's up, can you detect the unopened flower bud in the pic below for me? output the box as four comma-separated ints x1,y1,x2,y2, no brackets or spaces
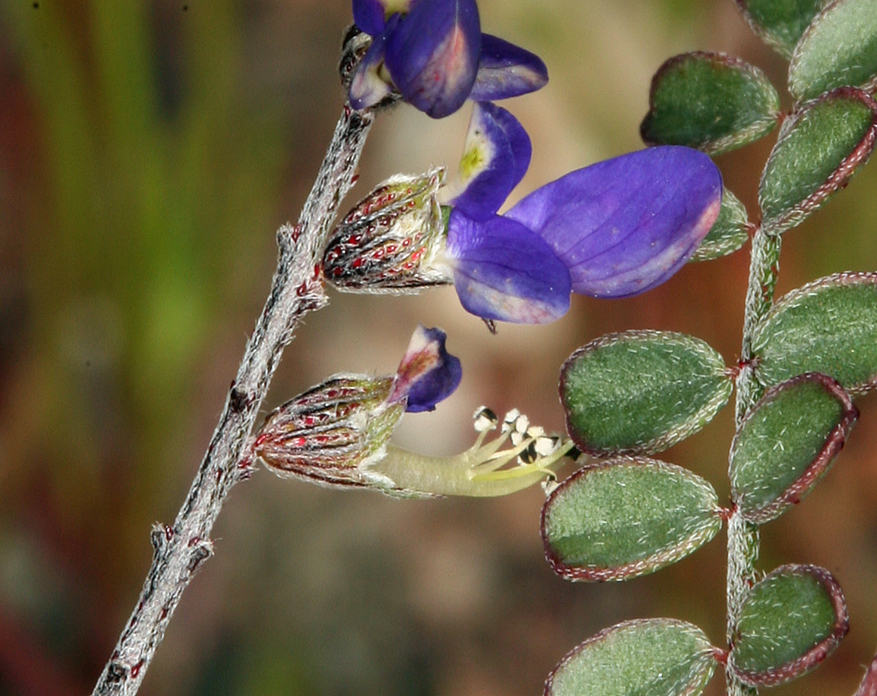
255,374,404,489
322,168,450,292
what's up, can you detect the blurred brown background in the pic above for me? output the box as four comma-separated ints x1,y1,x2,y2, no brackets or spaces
1,0,877,694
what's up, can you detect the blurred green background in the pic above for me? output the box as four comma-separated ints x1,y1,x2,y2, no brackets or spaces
1,1,877,695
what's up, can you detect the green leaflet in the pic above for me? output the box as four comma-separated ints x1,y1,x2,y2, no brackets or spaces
736,0,829,58
641,51,780,155
542,458,723,581
561,330,732,455
790,0,877,102
759,88,877,234
546,619,717,696
752,272,877,394
730,374,857,523
730,565,848,686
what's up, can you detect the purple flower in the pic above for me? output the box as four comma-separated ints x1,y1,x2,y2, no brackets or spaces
349,0,548,118
440,103,724,322
256,325,580,497
324,103,723,324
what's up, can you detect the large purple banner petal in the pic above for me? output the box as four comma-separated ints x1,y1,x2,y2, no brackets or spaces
506,146,722,297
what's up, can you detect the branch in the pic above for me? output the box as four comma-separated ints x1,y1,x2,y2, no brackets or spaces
90,103,374,696
726,224,783,696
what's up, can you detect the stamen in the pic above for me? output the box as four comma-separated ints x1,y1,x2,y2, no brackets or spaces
541,474,561,496
367,408,576,497
515,415,530,434
470,460,552,482
519,441,538,463
467,407,576,480
527,425,546,439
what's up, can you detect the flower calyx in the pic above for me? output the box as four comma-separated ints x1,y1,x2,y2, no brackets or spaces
322,168,450,293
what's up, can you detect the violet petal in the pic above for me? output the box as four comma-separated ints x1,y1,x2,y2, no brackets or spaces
469,33,549,101
352,0,388,36
348,23,395,110
384,0,481,118
390,325,463,412
447,211,571,323
449,102,532,221
505,146,722,298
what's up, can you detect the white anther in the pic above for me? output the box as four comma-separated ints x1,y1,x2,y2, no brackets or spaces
473,406,498,433
533,435,559,458
541,475,560,497
502,408,521,432
514,414,529,434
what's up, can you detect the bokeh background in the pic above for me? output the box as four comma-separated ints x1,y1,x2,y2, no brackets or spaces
2,0,877,694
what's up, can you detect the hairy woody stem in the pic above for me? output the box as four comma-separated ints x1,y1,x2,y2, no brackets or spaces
726,224,783,696
90,104,374,696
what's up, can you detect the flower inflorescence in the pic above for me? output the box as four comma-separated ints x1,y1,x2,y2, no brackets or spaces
282,0,727,496
269,0,725,493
